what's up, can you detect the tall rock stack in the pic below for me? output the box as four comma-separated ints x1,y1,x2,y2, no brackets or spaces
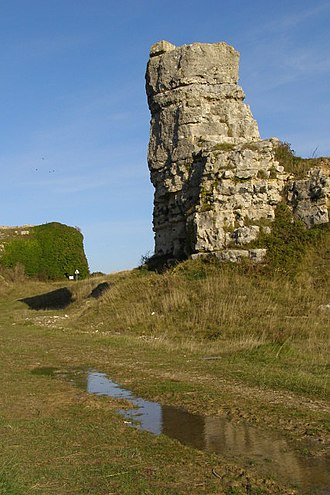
146,40,329,263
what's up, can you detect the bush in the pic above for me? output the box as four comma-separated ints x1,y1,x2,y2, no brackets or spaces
0,222,89,280
259,203,327,274
274,142,318,178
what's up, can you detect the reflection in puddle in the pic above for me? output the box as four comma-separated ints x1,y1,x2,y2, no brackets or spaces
87,372,330,494
87,372,162,434
34,368,330,494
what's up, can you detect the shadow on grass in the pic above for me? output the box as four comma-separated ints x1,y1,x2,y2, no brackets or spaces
19,287,73,310
88,282,111,299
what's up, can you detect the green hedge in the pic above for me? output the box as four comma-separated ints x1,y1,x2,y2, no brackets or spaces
0,223,89,280
257,203,327,274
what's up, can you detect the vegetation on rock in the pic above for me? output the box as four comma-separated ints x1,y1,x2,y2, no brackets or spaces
274,141,321,178
256,202,328,274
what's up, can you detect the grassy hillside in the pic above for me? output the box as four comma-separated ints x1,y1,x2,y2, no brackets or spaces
68,223,329,399
3,217,328,400
0,222,329,495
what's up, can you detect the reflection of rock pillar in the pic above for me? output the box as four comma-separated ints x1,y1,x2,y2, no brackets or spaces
162,405,206,451
204,416,228,454
204,416,311,487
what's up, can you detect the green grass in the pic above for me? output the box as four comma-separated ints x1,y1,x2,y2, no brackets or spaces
0,467,25,495
0,230,329,494
274,141,328,178
212,142,236,152
1,318,293,495
255,203,329,274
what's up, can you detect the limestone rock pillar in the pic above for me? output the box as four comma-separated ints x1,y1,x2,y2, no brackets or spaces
146,41,329,264
146,40,262,260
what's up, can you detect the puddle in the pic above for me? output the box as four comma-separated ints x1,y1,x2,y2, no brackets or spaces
33,368,330,494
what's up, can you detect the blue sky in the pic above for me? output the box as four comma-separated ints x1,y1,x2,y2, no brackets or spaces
1,0,329,273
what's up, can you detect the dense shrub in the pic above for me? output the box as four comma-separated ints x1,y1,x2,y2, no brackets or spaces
274,142,319,178
0,222,89,280
258,203,327,274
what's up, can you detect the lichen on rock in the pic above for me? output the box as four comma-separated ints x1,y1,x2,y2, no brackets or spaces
146,40,330,264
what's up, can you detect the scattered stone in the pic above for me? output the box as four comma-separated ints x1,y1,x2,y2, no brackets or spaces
319,303,330,313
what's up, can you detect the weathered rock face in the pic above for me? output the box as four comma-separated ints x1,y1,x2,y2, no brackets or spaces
146,41,259,167
146,40,329,262
184,141,287,262
287,163,330,228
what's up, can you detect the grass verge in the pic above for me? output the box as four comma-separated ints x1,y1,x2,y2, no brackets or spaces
0,230,329,494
